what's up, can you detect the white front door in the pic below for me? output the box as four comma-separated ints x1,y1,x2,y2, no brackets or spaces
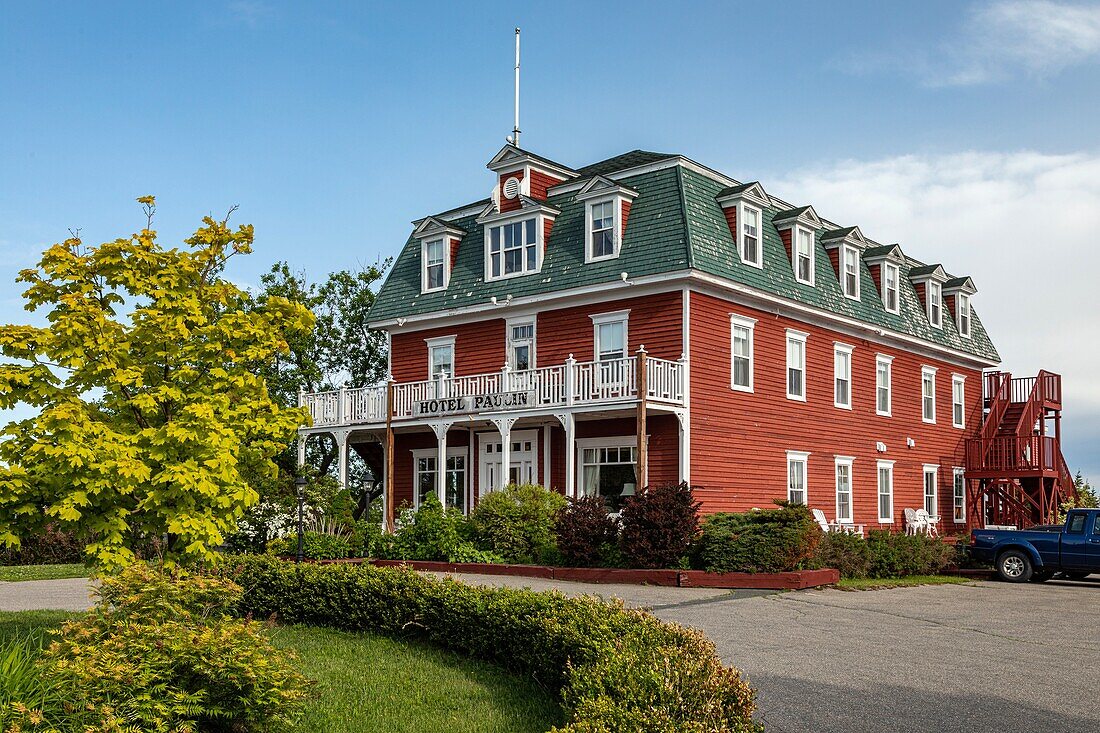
479,429,538,495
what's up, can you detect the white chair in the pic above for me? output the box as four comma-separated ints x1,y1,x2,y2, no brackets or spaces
811,508,832,533
916,509,940,537
812,508,865,537
904,508,925,536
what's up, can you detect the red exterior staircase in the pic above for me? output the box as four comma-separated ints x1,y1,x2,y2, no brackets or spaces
964,371,1072,529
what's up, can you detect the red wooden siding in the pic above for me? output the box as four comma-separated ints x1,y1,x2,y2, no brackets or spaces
548,416,680,493
390,320,507,382
722,206,737,241
498,171,524,212
543,217,554,251
688,290,983,528
528,169,563,201
914,282,927,310
621,200,632,234
538,291,683,364
869,263,883,293
449,237,460,272
779,228,793,264
826,247,841,278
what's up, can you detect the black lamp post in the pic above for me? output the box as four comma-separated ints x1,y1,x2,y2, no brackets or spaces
295,475,306,564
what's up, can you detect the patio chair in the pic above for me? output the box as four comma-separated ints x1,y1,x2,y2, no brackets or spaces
904,508,925,536
811,508,832,533
916,509,940,537
812,508,865,537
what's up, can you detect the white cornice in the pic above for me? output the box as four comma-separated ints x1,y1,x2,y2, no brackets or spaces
475,197,561,226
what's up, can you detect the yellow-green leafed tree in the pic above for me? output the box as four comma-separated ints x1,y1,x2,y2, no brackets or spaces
0,197,314,569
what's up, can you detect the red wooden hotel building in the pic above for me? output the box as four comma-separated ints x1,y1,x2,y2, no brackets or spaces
298,144,1071,533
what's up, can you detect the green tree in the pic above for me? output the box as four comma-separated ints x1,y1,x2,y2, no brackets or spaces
1072,471,1099,508
0,198,313,568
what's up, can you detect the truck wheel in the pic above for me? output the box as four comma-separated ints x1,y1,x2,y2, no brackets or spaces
996,550,1033,582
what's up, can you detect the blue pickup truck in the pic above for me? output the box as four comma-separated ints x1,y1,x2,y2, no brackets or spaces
970,508,1100,582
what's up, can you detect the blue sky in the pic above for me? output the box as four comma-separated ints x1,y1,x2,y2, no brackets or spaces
3,1,1100,479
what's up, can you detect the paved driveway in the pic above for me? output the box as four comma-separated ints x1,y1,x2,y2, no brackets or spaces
6,573,1100,732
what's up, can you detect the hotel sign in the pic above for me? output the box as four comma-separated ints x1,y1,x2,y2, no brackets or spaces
414,391,537,417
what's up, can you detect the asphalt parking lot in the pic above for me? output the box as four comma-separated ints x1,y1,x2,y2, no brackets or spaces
6,573,1099,733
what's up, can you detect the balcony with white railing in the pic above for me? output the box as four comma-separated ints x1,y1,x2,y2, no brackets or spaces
299,353,686,429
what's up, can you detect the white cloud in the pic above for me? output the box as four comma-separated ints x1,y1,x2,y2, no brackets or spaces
769,149,1100,478
842,1,1100,86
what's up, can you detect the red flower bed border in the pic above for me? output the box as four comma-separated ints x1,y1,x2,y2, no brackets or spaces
315,558,838,590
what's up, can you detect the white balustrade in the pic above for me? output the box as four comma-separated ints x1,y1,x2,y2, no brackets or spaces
646,357,684,403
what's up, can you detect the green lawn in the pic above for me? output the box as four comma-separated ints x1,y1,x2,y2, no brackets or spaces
0,564,90,582
0,612,562,733
835,575,972,591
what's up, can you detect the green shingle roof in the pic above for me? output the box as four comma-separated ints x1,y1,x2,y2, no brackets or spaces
574,150,676,177
368,154,999,363
909,264,943,278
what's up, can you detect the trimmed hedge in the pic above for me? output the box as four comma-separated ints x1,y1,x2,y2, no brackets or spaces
220,555,761,733
267,531,351,560
696,504,820,574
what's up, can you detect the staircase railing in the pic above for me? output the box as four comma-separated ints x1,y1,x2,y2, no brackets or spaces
981,371,1011,443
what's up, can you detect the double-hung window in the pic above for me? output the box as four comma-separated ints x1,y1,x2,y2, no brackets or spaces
883,262,900,314
953,468,966,523
730,315,756,392
834,343,853,409
787,451,809,505
877,460,895,523
922,367,937,423
786,330,808,401
842,245,860,299
413,450,467,512
795,227,814,284
957,294,971,338
923,465,939,517
594,314,627,361
488,219,538,278
835,457,854,524
952,375,966,428
426,336,456,380
740,204,762,267
588,201,615,260
508,320,535,371
875,355,893,416
423,238,446,292
579,439,638,510
928,281,943,328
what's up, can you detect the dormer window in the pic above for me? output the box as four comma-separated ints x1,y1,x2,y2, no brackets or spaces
795,227,814,285
928,281,943,329
588,200,616,260
842,245,860,300
489,219,537,278
957,294,971,338
740,204,762,268
883,262,900,314
422,239,446,292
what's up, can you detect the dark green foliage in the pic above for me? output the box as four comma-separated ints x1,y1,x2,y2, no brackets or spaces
469,483,567,565
617,483,700,569
813,531,871,579
553,497,619,568
268,531,352,560
380,496,499,563
0,523,84,566
864,530,955,578
696,503,820,574
219,556,761,733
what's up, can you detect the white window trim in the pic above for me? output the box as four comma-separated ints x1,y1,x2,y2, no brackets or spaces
952,467,966,524
425,335,456,378
841,244,861,301
411,447,468,509
786,450,811,505
793,225,815,285
928,281,943,329
875,354,893,417
575,435,646,495
923,464,940,518
506,316,537,371
583,197,623,263
957,294,972,339
877,459,895,523
591,310,630,361
730,314,757,393
835,455,855,524
785,328,809,402
737,202,764,269
833,342,854,410
922,366,938,424
951,373,966,429
421,237,448,294
882,262,900,315
483,213,546,282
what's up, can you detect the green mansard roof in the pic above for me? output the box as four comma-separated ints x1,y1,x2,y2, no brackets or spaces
368,152,999,363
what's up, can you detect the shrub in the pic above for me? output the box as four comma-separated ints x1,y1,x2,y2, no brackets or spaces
813,531,871,579
268,530,352,560
554,497,620,568
380,495,490,563
618,483,700,569
0,523,84,566
469,483,567,565
865,530,955,578
219,555,761,733
696,502,820,574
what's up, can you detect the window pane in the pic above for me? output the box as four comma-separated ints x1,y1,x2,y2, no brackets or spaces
598,321,625,360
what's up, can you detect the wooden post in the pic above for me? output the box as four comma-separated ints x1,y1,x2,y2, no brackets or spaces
636,346,648,491
385,378,395,533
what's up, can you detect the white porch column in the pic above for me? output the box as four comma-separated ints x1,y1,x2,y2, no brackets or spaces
555,413,576,498
490,417,517,490
379,438,388,528
297,433,307,469
332,429,351,490
430,421,454,506
676,411,690,484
